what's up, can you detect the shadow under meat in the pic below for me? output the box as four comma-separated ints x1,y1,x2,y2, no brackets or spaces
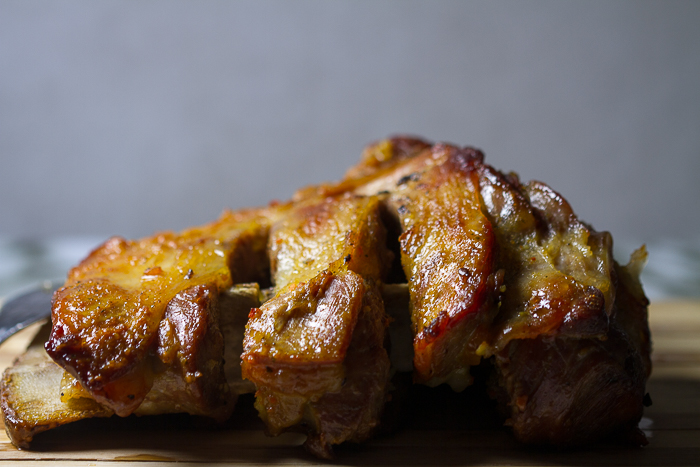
20,373,699,466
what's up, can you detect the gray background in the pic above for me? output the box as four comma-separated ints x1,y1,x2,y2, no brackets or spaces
2,0,699,249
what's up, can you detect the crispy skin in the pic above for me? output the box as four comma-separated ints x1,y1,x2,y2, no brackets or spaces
344,139,620,381
293,137,435,202
339,141,503,389
269,194,393,291
388,145,498,389
342,138,649,445
8,135,649,456
299,278,389,457
243,271,390,458
143,283,232,417
46,209,273,416
343,136,432,181
243,195,392,458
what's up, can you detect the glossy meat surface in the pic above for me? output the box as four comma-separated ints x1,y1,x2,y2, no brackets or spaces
389,145,498,389
341,137,649,444
269,194,392,291
243,194,392,458
1,285,263,447
490,252,651,445
476,166,615,349
46,209,273,416
342,139,621,384
10,135,649,456
243,271,389,457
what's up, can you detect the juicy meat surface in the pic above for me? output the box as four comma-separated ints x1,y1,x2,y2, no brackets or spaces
340,137,650,444
342,140,620,372
388,146,498,389
2,285,264,448
243,270,390,458
46,209,273,416
269,194,392,291
476,165,615,348
490,254,651,445
243,194,392,458
14,135,650,456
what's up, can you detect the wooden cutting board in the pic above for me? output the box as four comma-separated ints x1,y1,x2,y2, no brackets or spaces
0,301,697,466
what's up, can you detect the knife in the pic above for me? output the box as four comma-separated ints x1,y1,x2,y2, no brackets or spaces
0,281,59,344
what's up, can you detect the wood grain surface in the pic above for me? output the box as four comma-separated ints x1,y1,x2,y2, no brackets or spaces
0,301,698,467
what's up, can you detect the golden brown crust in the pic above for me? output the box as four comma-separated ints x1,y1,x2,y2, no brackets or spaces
390,145,498,389
152,284,233,420
343,136,432,181
9,135,649,457
476,165,615,348
1,284,264,448
46,209,274,416
243,190,394,457
243,271,391,458
301,278,390,457
269,194,392,291
244,271,361,379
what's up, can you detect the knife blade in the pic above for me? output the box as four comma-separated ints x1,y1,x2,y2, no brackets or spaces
0,281,58,344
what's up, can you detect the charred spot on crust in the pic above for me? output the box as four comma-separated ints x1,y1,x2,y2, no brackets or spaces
397,173,421,186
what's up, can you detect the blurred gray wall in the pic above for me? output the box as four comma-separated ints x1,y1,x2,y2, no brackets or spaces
2,0,699,244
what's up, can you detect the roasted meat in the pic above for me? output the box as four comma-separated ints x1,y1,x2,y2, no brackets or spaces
1,135,651,457
0,323,112,448
45,209,273,417
1,284,263,448
381,146,498,390
242,194,392,457
489,255,651,445
339,138,650,444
